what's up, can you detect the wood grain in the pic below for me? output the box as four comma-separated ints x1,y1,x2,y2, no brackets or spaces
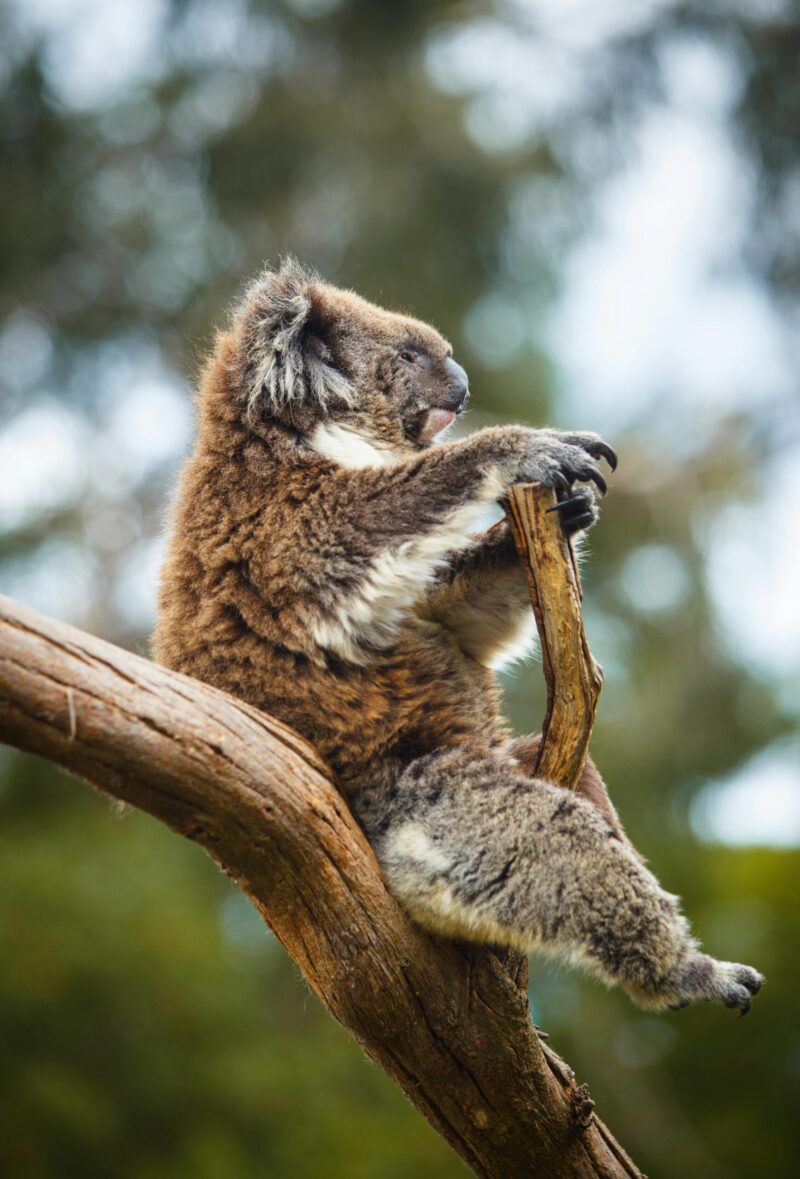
507,483,604,793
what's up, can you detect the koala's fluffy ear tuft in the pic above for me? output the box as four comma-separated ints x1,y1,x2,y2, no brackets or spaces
238,257,353,424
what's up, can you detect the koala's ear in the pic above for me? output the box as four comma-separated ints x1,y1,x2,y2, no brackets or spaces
239,258,353,423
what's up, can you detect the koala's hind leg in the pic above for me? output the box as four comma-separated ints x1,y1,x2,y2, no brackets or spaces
508,734,635,853
358,747,763,1013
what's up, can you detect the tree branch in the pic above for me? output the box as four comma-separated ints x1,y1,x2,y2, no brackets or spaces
0,593,639,1178
507,484,604,792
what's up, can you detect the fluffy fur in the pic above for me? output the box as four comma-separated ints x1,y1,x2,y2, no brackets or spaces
154,259,763,1013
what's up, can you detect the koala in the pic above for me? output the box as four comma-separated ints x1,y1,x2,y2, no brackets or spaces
153,259,763,1014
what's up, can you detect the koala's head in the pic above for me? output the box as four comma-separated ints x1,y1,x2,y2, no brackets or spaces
233,259,469,459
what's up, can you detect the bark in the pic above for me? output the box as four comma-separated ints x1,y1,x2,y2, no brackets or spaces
0,590,639,1179
507,484,604,793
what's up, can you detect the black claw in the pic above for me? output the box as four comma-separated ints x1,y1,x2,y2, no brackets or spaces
739,1000,752,1017
581,465,607,495
553,470,571,494
594,442,618,471
547,489,597,535
547,494,586,513
669,999,691,1011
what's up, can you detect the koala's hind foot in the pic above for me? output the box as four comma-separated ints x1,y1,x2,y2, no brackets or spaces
354,747,764,1014
658,956,763,1015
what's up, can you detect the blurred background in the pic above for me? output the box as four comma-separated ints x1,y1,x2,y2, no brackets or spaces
1,1,799,1176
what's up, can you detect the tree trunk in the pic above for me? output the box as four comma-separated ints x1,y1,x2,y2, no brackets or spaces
0,575,640,1177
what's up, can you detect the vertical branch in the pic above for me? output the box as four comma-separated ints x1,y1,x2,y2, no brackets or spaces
506,483,604,792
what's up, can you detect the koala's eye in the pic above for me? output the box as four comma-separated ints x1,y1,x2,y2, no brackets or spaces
397,349,419,365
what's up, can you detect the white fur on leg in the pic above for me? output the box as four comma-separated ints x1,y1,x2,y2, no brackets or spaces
382,821,535,950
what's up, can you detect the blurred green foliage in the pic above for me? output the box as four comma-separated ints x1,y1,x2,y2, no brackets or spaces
1,1,799,1177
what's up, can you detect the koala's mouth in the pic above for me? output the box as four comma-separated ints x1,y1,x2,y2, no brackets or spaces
419,407,457,441
418,387,469,442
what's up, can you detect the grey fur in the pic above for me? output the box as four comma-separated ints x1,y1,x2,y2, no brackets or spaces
241,259,355,420
353,749,764,1013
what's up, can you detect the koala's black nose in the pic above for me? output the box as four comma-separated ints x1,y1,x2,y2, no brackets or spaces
444,357,470,412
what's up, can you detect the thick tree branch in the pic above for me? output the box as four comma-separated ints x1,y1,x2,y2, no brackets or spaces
507,484,604,792
0,593,639,1178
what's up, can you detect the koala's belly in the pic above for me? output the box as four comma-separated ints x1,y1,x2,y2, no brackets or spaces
237,632,505,788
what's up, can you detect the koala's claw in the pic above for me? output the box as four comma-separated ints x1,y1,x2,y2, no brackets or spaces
586,440,618,470
559,432,618,473
578,463,607,495
547,493,586,512
548,486,600,536
523,430,617,500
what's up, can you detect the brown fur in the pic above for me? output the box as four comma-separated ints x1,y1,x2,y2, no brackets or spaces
155,267,521,783
153,330,502,783
153,261,763,1013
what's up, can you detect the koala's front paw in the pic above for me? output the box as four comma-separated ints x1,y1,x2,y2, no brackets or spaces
666,953,765,1015
519,429,617,496
548,484,599,536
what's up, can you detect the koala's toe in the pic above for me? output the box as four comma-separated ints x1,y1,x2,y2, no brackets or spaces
661,954,764,1015
721,982,753,1013
549,485,599,536
715,961,764,1011
734,964,765,995
562,431,618,471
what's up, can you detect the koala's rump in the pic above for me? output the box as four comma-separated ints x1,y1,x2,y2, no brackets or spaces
172,619,504,789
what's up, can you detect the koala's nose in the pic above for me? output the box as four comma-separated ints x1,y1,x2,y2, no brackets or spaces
444,358,470,412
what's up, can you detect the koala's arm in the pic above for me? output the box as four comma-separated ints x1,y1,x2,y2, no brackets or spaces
250,425,612,662
323,424,610,554
423,521,534,666
423,484,599,667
